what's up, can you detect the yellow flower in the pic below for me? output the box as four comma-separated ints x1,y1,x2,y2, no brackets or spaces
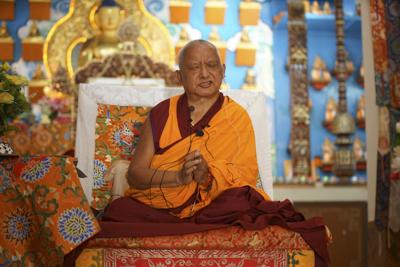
2,62,10,71
0,92,14,104
5,74,28,86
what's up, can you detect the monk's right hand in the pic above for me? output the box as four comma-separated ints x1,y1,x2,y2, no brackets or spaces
180,150,201,185
104,159,130,182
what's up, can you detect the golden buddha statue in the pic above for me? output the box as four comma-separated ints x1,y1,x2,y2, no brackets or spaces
303,0,311,13
356,94,365,129
241,69,257,90
310,56,331,90
236,27,256,66
353,137,365,163
78,0,124,68
32,64,47,80
28,21,41,38
176,26,190,49
175,27,190,63
323,1,332,14
179,26,190,42
208,26,226,63
311,0,321,14
324,96,337,131
0,21,9,38
322,138,335,166
209,26,221,42
240,28,251,43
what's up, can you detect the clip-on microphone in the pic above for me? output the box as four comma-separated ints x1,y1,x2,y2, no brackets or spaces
189,105,206,137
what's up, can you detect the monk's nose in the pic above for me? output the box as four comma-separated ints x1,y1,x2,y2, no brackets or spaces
200,65,209,78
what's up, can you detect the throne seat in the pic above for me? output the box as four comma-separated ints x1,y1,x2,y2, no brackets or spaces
77,225,315,267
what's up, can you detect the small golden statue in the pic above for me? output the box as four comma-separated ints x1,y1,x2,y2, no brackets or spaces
26,21,42,40
310,56,331,90
175,27,190,62
240,28,251,43
78,0,124,68
31,64,47,80
311,0,321,15
356,94,365,129
333,50,355,80
353,137,365,163
322,138,335,166
209,26,221,42
22,20,44,61
241,69,257,90
178,26,190,42
208,26,226,63
323,96,337,131
323,1,332,14
0,21,10,38
236,27,256,66
303,0,311,13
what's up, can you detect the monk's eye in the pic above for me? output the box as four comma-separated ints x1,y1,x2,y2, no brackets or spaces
189,65,200,70
207,62,218,68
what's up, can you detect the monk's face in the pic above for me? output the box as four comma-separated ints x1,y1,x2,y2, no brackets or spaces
177,43,225,99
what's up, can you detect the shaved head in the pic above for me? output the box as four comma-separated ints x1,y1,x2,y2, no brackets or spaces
178,40,221,70
175,39,225,100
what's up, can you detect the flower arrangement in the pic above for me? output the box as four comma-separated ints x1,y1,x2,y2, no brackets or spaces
0,62,30,136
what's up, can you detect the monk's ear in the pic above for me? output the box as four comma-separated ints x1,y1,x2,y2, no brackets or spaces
222,64,226,77
176,70,183,85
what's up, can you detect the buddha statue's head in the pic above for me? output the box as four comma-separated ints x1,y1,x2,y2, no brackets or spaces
95,0,123,32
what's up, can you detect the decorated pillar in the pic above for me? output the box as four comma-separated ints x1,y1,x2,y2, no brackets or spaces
287,0,311,180
332,0,356,181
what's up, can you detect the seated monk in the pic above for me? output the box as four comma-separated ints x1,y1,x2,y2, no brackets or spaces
67,40,329,266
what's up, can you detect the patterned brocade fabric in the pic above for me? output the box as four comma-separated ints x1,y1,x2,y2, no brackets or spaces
4,122,74,156
77,248,315,267
78,225,314,267
86,225,310,250
0,156,99,266
92,104,150,210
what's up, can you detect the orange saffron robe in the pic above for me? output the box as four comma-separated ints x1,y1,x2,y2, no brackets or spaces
125,94,271,218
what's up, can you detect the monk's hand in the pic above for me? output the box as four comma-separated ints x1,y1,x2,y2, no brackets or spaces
104,159,130,181
104,159,130,200
180,150,201,185
192,153,209,184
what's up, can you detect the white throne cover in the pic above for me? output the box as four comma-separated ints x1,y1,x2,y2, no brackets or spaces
76,84,273,204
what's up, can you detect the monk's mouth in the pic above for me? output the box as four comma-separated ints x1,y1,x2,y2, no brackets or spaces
198,81,213,88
